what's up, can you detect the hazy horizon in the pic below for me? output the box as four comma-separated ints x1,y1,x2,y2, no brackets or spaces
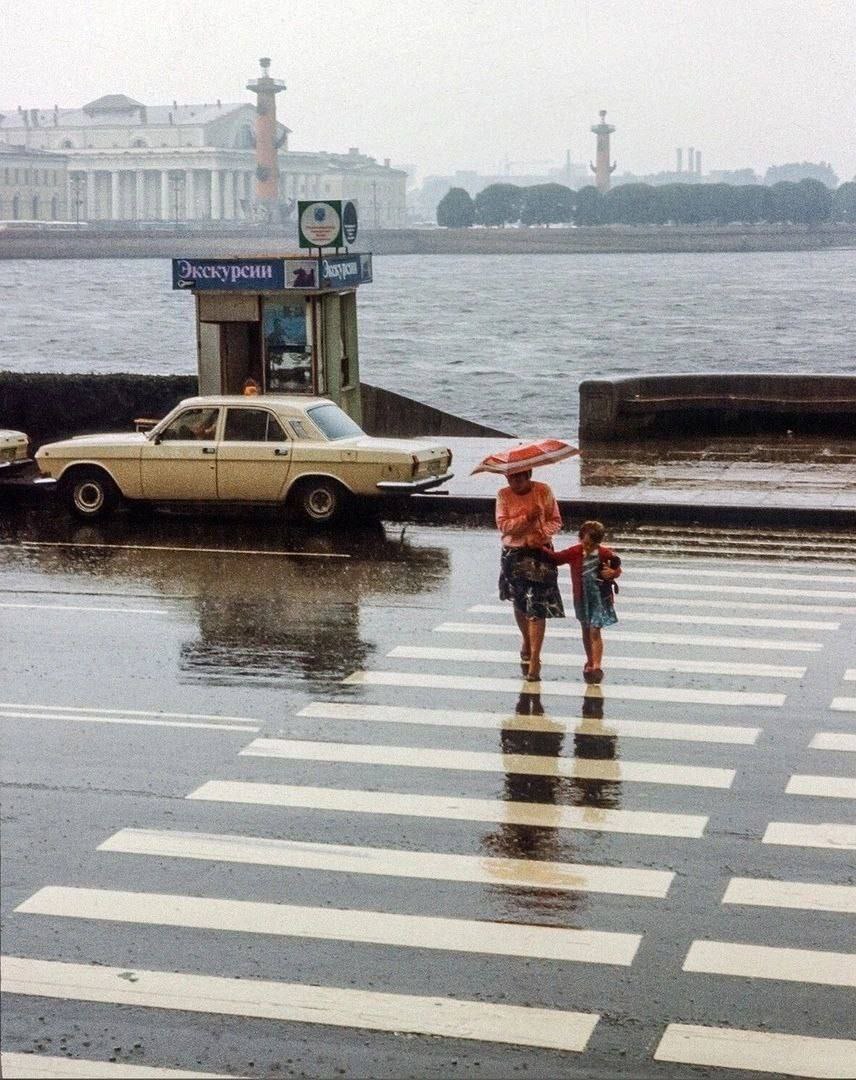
2,0,854,183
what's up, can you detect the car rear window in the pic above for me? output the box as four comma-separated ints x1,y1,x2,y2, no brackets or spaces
306,403,363,441
224,409,288,442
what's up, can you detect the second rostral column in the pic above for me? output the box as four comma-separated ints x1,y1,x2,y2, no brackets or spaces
590,110,616,192
246,57,286,220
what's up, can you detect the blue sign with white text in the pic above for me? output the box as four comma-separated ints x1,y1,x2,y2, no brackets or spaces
319,253,373,288
172,258,286,290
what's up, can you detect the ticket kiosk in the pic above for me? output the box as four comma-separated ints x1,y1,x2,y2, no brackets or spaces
172,253,372,424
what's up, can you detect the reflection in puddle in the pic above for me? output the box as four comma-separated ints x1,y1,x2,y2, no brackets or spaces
0,507,450,687
481,687,623,918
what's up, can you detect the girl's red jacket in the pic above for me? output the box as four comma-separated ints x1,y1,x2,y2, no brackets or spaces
545,543,622,603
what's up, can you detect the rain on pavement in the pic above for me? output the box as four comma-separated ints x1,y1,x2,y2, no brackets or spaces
1,503,855,1079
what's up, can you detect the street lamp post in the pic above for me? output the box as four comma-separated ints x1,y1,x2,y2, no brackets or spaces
170,174,184,230
70,174,83,225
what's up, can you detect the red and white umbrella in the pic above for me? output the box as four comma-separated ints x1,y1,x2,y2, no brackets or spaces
471,438,579,476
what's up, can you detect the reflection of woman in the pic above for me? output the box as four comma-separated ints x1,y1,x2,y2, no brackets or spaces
496,469,564,682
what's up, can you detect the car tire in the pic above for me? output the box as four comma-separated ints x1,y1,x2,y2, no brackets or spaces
60,467,121,520
290,477,348,526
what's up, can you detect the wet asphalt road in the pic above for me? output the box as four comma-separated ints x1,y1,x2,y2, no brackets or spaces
1,503,854,1079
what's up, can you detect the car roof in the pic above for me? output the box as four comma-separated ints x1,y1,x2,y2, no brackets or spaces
175,395,331,414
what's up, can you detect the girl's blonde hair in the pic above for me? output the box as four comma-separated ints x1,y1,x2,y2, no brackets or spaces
578,520,605,543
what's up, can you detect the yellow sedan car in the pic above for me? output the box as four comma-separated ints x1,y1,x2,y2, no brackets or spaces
36,396,453,525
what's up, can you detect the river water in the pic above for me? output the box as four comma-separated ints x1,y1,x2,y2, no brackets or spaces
1,250,854,435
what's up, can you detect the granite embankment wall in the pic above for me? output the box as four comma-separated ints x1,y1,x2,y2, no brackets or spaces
579,374,856,441
1,223,854,259
0,372,510,448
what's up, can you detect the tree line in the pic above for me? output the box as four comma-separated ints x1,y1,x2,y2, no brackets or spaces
437,179,856,228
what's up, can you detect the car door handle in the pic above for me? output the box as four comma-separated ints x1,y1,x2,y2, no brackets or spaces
274,448,289,456
202,447,216,455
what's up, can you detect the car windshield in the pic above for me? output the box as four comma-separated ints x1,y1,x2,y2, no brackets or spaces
306,403,364,441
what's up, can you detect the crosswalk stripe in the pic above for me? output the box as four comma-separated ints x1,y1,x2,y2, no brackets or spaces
435,621,821,653
0,711,258,733
0,702,258,724
468,603,840,629
626,582,856,600
15,886,642,966
241,737,735,789
810,733,856,753
100,828,674,898
298,701,761,745
0,1052,231,1079
654,1023,856,1078
0,956,599,1052
588,596,852,616
188,781,708,838
344,670,786,708
639,567,856,584
722,877,856,914
683,940,856,987
763,822,856,850
845,669,856,681
785,775,856,800
831,697,856,713
389,645,804,679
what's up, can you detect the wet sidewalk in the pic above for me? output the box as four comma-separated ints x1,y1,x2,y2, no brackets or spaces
415,435,856,526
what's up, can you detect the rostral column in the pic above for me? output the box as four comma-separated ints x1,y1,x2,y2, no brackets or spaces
590,110,616,192
246,57,286,219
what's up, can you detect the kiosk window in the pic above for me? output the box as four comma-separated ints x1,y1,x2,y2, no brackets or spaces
263,300,312,393
224,409,288,442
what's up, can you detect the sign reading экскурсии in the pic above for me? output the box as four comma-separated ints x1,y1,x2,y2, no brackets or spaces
172,255,371,291
298,200,358,249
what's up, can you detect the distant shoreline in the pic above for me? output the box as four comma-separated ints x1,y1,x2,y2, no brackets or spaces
1,223,854,259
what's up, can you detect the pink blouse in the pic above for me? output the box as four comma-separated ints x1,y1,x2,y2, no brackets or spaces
496,480,562,548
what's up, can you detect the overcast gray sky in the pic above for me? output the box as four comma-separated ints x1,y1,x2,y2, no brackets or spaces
2,0,854,182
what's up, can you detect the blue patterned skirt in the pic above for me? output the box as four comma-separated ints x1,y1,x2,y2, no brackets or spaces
499,547,565,620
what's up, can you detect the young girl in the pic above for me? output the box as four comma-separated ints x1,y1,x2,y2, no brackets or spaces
547,520,621,684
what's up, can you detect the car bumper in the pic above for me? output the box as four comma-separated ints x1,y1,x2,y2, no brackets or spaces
376,471,454,493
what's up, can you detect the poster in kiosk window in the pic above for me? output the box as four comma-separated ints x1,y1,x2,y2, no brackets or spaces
342,201,358,245
299,201,343,248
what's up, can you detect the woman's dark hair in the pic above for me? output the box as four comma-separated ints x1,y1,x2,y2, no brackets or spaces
578,519,605,543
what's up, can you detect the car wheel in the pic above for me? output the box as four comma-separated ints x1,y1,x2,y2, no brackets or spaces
60,467,121,520
291,477,348,526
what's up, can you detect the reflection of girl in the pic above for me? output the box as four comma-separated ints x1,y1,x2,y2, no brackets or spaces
496,469,564,682
547,520,621,684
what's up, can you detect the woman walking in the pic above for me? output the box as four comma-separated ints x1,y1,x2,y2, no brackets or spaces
548,520,621,684
496,469,565,682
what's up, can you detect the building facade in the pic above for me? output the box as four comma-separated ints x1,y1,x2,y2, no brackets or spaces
0,95,406,226
0,143,68,220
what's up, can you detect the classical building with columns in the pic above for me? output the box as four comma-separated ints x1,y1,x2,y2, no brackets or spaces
0,143,68,220
0,94,406,226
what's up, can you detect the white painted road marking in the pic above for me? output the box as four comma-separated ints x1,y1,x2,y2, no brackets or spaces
831,697,856,713
298,701,761,745
722,877,856,914
436,621,821,652
763,822,856,850
15,886,642,966
638,567,856,584
0,601,169,615
625,581,856,600
241,736,735,789
0,702,259,724
654,1023,856,1079
810,733,856,753
100,828,674,898
845,669,856,681
0,1052,233,1079
188,781,708,838
0,956,599,1052
7,540,349,559
0,710,258,733
344,670,786,708
683,940,856,986
390,644,805,679
469,603,839,630
786,775,856,800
